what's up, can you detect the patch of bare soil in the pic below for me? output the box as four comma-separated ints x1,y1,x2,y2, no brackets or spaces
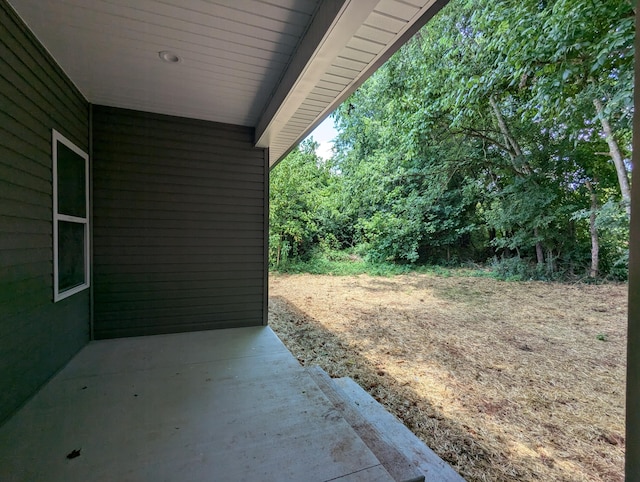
268,273,627,482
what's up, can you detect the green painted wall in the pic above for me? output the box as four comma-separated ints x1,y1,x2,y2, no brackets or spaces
625,12,640,480
92,106,268,338
0,0,90,424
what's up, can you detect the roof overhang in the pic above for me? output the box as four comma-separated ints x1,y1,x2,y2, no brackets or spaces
7,0,448,166
256,0,449,166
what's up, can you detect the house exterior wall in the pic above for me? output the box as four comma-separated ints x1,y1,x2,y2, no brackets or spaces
92,106,268,339
0,0,90,423
625,11,640,479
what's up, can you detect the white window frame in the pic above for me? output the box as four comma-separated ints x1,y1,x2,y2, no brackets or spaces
53,129,90,302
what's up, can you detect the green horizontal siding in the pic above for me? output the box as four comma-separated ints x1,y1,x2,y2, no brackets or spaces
0,0,90,424
92,106,267,339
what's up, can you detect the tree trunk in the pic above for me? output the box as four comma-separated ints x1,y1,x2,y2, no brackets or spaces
547,249,556,273
534,227,544,265
586,180,600,278
593,98,631,217
491,95,545,264
489,95,530,175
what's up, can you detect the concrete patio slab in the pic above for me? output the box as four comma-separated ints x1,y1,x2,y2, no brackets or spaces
0,327,393,482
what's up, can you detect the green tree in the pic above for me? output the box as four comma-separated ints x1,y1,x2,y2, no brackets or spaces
269,139,330,267
270,0,632,279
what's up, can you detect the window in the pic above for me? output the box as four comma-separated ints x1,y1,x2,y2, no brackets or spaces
53,130,89,301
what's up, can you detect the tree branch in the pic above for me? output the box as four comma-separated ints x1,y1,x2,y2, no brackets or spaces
449,128,510,153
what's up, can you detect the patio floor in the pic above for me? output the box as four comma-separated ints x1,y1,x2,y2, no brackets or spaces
0,326,395,481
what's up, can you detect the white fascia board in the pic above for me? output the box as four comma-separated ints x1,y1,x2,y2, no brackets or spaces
254,0,378,149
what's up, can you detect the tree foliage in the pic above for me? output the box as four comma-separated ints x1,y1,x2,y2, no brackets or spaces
269,0,633,279
269,140,330,266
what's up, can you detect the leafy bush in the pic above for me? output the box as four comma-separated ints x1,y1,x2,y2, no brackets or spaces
271,248,410,276
488,256,563,281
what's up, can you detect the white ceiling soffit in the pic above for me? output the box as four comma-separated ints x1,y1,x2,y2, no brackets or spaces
7,0,447,166
7,0,321,127
259,0,449,166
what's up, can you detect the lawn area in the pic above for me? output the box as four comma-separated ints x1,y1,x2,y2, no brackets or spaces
268,272,627,482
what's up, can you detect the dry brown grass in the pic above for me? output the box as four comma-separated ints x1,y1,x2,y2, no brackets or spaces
268,272,627,482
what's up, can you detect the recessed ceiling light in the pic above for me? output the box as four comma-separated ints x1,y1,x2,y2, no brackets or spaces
159,50,180,63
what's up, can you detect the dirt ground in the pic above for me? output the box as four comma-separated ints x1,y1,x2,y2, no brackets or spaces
268,272,627,482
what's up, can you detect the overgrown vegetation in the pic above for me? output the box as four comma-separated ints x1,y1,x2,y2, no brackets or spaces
270,0,633,281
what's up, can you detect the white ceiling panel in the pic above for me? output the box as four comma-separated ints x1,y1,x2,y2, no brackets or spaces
9,0,317,127
375,0,421,20
8,0,447,165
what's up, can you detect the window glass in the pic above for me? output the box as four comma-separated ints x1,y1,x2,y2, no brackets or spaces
56,141,86,217
57,221,85,291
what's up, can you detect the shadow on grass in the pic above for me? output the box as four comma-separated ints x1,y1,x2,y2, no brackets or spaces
268,295,538,482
